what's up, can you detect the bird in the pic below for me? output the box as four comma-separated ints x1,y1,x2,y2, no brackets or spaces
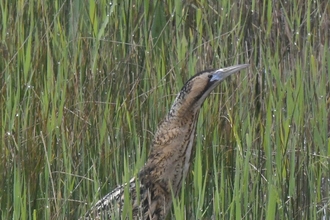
83,64,249,220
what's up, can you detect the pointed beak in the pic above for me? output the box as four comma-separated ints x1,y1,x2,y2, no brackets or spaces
210,64,249,82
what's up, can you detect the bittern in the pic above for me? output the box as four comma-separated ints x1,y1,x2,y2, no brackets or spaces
83,64,249,220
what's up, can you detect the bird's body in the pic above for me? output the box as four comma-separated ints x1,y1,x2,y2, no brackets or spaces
83,64,249,220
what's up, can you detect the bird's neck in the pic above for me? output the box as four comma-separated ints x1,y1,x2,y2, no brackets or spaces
139,104,200,196
169,92,201,117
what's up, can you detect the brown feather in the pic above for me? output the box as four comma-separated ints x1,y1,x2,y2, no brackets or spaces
83,64,249,220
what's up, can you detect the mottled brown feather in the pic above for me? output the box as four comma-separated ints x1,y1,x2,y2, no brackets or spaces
83,64,249,220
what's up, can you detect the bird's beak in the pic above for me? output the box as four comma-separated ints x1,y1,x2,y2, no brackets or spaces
210,64,249,82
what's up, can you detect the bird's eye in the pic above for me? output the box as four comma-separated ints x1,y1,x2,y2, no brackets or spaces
208,75,212,79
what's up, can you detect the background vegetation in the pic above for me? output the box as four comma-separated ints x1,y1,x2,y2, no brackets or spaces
0,0,329,219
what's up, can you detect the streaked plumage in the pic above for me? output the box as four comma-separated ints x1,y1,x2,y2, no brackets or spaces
83,64,249,220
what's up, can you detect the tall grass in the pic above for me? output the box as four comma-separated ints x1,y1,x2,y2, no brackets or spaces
0,0,329,219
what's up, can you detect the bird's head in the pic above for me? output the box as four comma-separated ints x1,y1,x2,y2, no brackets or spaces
173,64,249,114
